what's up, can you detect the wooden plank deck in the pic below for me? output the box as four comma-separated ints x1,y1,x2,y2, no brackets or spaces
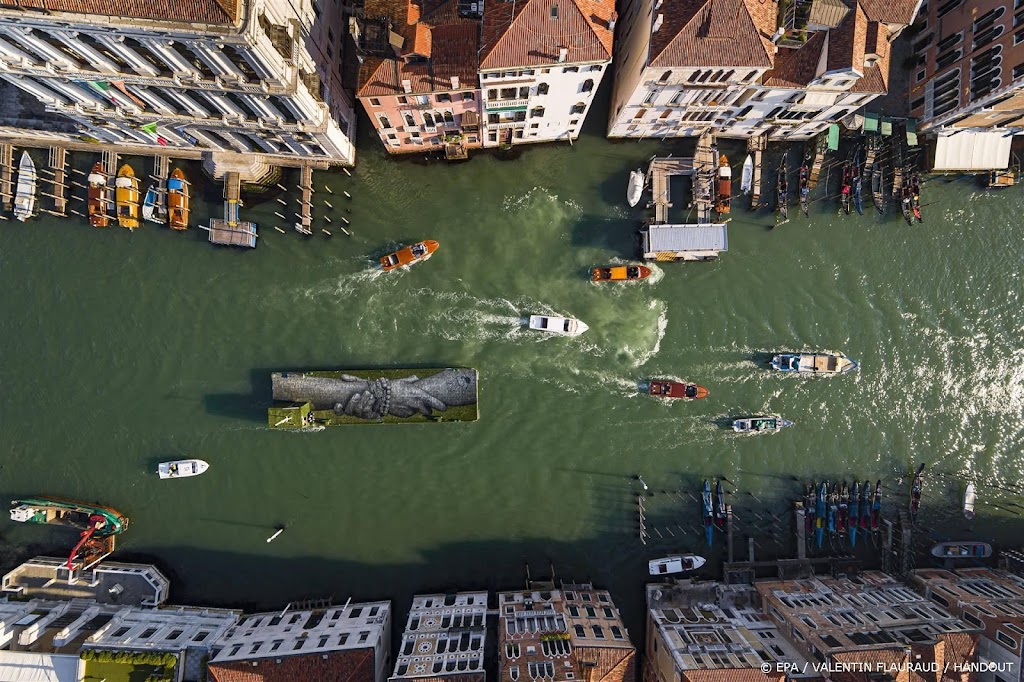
808,134,828,189
0,143,12,210
693,131,715,224
47,146,67,216
647,157,693,224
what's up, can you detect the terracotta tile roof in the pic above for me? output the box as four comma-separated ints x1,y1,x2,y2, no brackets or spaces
763,31,826,87
573,646,637,682
831,648,911,682
0,0,239,22
825,1,866,74
478,0,614,70
406,22,433,57
850,21,889,92
648,0,775,69
681,671,784,682
855,0,920,25
403,675,486,682
208,648,375,682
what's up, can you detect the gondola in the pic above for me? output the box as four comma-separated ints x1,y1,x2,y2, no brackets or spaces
714,480,727,531
816,481,828,548
799,162,810,218
840,161,852,215
837,481,849,536
852,148,864,215
849,481,860,547
910,173,922,223
870,480,882,531
909,463,925,523
701,479,714,547
775,154,788,225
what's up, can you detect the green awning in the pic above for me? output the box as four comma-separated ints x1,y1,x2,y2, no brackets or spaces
486,105,528,112
906,118,918,146
880,118,892,136
863,112,879,132
827,123,839,151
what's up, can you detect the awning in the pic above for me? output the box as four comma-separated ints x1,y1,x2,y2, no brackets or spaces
863,112,879,132
800,91,840,108
486,105,527,112
827,123,839,151
906,118,918,146
932,132,1013,171
0,652,81,682
880,117,892,136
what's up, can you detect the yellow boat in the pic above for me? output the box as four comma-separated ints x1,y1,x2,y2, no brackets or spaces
115,164,140,230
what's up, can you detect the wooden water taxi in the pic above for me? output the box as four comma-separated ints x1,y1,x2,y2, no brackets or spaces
115,164,140,230
647,380,708,400
591,265,651,282
380,240,439,271
167,168,190,230
931,542,991,559
715,154,731,214
87,163,110,227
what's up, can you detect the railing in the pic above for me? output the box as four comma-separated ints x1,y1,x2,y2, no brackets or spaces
485,98,529,109
490,120,525,129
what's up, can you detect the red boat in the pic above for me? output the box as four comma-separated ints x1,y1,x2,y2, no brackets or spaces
648,380,709,400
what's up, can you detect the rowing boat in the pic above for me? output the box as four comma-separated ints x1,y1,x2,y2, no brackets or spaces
815,481,827,548
13,151,36,222
740,155,753,195
115,164,140,230
167,168,189,230
963,483,976,520
87,163,110,227
909,463,925,523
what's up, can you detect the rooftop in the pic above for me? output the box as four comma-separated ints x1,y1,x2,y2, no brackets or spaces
647,0,776,68
0,0,240,24
478,0,615,70
2,557,169,607
209,648,377,682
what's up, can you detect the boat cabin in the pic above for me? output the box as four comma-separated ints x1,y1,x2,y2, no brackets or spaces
640,224,728,262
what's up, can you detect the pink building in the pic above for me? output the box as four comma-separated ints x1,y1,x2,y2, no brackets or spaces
356,0,483,159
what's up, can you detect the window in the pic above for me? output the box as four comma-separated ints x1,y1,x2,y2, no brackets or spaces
1016,28,1024,45
510,667,520,681
532,106,544,118
537,82,549,95
996,631,1018,650
611,625,623,639
437,93,451,102
589,64,601,71
660,70,672,82
581,79,594,92
634,109,646,119
571,102,585,114
500,87,517,99
570,118,579,125
423,112,435,126
369,98,380,107
488,89,497,100
404,114,415,126
530,123,539,128
443,110,454,124
488,131,497,142
592,625,605,638
550,4,558,17
564,66,579,73
568,605,580,617
398,96,407,104
643,90,656,105
574,624,585,636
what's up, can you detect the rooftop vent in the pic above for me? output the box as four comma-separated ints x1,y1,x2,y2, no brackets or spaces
608,10,617,29
558,47,568,62
401,79,412,93
653,13,664,32
550,4,558,19
451,75,460,89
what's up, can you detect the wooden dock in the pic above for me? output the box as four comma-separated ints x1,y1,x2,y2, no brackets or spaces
47,146,67,215
647,157,694,224
203,218,257,248
796,504,806,560
693,131,716,224
297,165,313,235
101,150,118,180
153,155,169,182
808,133,828,189
747,135,766,208
0,143,12,210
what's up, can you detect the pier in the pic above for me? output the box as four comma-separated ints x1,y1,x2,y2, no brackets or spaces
808,129,833,189
648,157,694,224
200,171,257,248
47,146,67,215
747,134,766,208
297,165,313,235
101,149,119,179
692,131,715,224
0,142,12,210
153,154,170,183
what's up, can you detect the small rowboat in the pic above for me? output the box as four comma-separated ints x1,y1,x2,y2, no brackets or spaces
528,315,588,337
776,155,788,224
909,462,925,523
592,265,651,282
732,416,793,433
142,182,166,224
701,479,714,547
931,542,991,559
647,380,708,400
380,240,439,271
740,155,753,195
158,459,209,479
840,161,852,215
627,168,644,207
649,554,706,575
115,164,140,230
714,480,727,530
852,148,864,215
963,483,976,520
13,151,36,222
715,154,731,214
87,163,110,228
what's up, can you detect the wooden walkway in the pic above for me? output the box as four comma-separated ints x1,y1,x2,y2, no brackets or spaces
297,165,313,235
0,143,12,210
101,150,118,180
808,134,828,189
648,157,694,224
693,131,715,224
748,135,766,208
153,155,169,182
47,146,67,216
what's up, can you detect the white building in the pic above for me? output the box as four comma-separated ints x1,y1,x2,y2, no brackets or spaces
0,0,357,171
391,592,488,682
209,601,392,682
608,0,920,141
478,0,616,147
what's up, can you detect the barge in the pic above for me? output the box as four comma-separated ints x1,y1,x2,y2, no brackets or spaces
10,497,128,571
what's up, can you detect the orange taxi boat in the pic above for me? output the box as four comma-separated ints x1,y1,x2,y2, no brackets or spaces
648,380,709,400
87,163,110,227
380,240,439,271
592,265,652,282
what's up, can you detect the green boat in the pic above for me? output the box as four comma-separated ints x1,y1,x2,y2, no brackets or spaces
10,496,129,537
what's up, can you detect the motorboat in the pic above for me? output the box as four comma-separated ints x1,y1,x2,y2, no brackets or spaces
964,483,976,520
931,542,992,559
627,168,644,207
142,182,166,224
528,315,588,336
158,459,210,479
732,416,793,433
770,352,858,374
13,151,36,222
380,240,439,271
167,168,189,230
647,380,708,400
87,163,110,227
740,155,753,195
715,154,731,214
115,164,140,230
592,265,651,282
648,554,706,575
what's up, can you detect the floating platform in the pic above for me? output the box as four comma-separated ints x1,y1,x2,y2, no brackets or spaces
269,368,479,427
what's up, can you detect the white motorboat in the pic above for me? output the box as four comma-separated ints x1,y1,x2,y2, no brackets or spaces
158,459,210,479
627,168,644,207
963,483,976,520
741,154,753,195
528,315,588,337
648,554,706,575
13,151,37,222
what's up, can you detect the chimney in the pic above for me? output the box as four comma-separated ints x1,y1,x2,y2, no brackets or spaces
608,10,617,30
451,75,460,89
653,13,663,32
558,47,568,62
770,27,785,43
401,79,412,93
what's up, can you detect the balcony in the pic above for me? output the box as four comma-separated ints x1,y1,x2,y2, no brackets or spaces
486,98,529,110
490,120,525,129
409,100,433,109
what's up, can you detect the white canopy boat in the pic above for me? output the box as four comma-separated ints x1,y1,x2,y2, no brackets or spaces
627,168,644,207
648,554,706,575
528,315,588,337
158,459,210,479
963,483,976,520
13,151,37,222
740,155,753,195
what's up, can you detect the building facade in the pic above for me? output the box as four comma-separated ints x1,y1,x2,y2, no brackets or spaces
478,0,615,147
208,601,392,682
644,579,808,682
391,592,488,682
912,568,1024,682
607,0,919,141
0,0,357,170
355,0,484,159
755,571,980,677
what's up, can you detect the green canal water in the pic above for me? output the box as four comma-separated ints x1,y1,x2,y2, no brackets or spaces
1,103,1023,629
